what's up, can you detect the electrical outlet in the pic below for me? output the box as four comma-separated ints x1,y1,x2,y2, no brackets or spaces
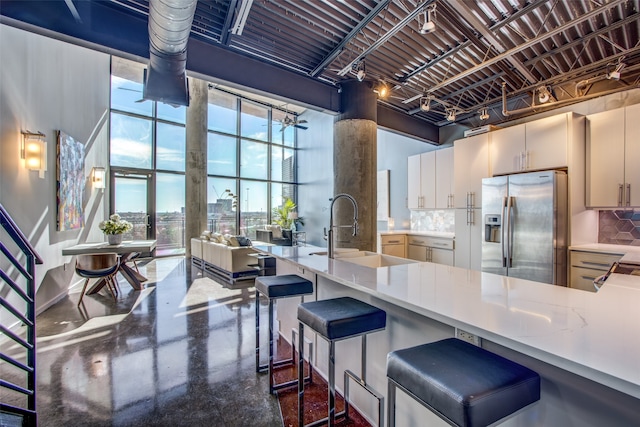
456,328,481,346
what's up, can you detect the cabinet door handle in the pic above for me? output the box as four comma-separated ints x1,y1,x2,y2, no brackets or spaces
627,183,631,206
581,261,612,268
618,184,623,206
525,151,530,170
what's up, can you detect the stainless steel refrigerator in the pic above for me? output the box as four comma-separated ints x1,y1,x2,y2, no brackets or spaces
481,170,568,285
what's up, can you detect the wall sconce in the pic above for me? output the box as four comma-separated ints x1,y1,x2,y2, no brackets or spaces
21,131,47,178
92,166,106,189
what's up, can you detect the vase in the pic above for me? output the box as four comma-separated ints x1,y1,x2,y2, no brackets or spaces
107,234,123,245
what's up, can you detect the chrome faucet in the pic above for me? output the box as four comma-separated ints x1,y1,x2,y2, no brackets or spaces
324,193,358,259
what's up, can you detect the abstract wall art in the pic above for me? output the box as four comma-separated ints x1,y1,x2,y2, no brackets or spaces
56,130,85,231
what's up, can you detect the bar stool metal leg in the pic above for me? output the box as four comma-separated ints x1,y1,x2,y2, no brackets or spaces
298,321,305,427
256,288,312,395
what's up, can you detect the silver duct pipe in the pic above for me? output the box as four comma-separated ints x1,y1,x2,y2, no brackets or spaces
143,0,197,106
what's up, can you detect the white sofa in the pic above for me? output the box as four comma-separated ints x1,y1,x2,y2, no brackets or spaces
191,238,258,283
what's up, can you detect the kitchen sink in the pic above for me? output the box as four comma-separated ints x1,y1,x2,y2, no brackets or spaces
309,248,360,256
337,251,419,268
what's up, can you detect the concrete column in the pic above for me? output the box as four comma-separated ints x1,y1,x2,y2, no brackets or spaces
185,78,208,258
333,80,378,251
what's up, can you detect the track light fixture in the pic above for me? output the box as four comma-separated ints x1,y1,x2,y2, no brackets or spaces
420,96,432,112
420,5,436,35
607,61,625,80
375,82,389,98
446,109,456,121
479,108,490,121
537,86,552,104
356,61,366,82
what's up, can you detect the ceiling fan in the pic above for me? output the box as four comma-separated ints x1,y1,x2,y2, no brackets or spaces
276,112,308,131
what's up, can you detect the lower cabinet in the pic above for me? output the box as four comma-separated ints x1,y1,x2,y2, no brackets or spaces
569,250,622,292
406,235,454,266
380,234,406,258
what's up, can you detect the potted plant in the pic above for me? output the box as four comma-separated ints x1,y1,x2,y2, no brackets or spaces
272,197,304,230
99,213,133,245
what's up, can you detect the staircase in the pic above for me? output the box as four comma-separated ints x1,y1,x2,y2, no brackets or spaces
1,204,42,426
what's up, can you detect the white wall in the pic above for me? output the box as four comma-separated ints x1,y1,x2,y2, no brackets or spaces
296,109,334,246
297,110,438,246
0,25,111,313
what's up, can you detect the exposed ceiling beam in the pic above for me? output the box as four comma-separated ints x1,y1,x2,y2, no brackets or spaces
220,0,239,46
63,0,81,23
310,0,392,77
336,0,434,77
425,0,626,94
399,0,546,83
445,0,537,84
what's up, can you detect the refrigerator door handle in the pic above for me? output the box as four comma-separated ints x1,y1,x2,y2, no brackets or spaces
506,196,514,268
501,196,508,268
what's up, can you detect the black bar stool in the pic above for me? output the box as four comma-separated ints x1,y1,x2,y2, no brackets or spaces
297,296,386,427
387,338,541,427
255,274,313,395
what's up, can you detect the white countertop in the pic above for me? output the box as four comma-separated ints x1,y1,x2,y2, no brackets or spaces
256,245,640,399
379,229,455,239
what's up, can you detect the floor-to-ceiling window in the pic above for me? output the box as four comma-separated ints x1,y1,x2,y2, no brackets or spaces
109,57,186,255
109,58,299,251
207,89,298,240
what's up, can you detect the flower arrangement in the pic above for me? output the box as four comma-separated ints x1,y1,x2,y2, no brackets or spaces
99,214,133,235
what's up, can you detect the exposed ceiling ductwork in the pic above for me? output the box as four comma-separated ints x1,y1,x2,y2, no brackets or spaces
143,0,197,107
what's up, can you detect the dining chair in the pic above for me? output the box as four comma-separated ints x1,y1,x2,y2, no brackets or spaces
75,253,120,306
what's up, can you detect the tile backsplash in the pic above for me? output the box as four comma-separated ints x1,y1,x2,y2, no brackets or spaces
598,210,640,246
410,210,455,233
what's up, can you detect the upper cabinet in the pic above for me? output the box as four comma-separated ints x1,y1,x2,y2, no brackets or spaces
490,113,571,175
407,148,453,209
435,148,454,209
453,133,490,208
587,103,640,207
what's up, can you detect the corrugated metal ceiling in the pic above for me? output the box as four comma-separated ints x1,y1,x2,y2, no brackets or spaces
106,0,640,126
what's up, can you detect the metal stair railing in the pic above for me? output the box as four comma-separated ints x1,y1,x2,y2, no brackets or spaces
1,203,42,426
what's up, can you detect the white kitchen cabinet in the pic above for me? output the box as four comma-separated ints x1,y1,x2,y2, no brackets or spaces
407,234,454,266
453,133,490,209
407,154,422,209
490,113,570,175
490,124,525,176
525,113,569,170
587,104,640,207
431,247,454,266
453,208,483,270
435,147,454,209
407,148,453,209
407,152,435,209
407,243,428,261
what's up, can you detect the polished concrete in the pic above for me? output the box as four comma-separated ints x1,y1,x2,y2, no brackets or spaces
6,257,284,426
4,256,373,426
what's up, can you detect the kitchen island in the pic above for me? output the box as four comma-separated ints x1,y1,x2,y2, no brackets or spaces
255,245,640,426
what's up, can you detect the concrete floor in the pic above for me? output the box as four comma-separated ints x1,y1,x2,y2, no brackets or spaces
4,257,284,426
